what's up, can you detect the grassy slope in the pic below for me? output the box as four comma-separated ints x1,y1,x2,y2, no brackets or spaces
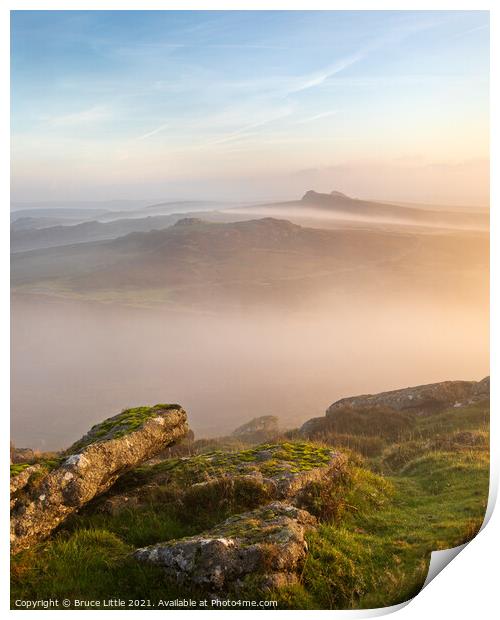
11,403,489,609
284,449,488,609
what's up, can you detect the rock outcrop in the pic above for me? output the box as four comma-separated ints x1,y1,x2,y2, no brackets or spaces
298,416,331,438
10,404,189,554
135,502,317,591
299,377,490,438
326,377,490,417
231,415,280,443
97,442,343,515
129,442,347,592
301,190,351,205
10,464,43,509
11,447,36,464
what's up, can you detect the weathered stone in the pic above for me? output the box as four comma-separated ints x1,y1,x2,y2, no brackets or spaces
10,404,189,554
97,442,344,514
10,464,44,510
231,415,280,443
298,416,330,438
299,377,489,439
10,464,43,496
11,447,36,464
134,502,316,591
326,377,490,417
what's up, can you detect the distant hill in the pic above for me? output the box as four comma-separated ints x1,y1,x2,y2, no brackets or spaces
10,199,155,219
10,211,248,253
11,190,488,254
10,207,111,223
10,215,180,253
10,199,243,225
236,190,488,230
11,216,488,308
11,216,82,232
143,200,229,213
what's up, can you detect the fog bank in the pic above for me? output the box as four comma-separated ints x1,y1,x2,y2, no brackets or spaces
11,295,488,451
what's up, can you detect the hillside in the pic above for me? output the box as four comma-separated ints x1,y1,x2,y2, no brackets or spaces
11,216,488,308
10,209,247,254
10,190,488,254
11,378,489,609
10,215,179,253
229,190,489,230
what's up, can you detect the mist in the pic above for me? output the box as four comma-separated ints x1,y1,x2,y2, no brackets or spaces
11,292,488,451
223,205,489,232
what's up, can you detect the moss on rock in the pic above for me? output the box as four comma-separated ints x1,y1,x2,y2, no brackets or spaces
66,404,183,453
137,441,335,486
97,441,344,526
10,463,32,478
134,501,317,591
11,404,189,554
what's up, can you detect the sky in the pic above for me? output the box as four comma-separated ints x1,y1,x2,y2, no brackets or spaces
10,10,489,206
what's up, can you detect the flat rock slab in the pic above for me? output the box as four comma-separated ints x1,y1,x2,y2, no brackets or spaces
135,501,317,591
183,442,342,499
99,441,344,514
11,404,189,554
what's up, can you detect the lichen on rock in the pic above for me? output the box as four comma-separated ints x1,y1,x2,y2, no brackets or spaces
134,501,317,591
99,441,344,515
299,377,490,438
66,403,184,453
326,377,490,417
10,404,189,554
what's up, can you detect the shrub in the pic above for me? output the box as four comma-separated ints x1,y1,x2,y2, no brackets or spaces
325,406,414,441
180,475,273,528
318,433,386,457
296,454,392,523
431,430,489,451
296,463,352,522
380,441,430,473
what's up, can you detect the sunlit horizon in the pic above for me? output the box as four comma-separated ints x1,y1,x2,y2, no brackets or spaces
11,10,489,206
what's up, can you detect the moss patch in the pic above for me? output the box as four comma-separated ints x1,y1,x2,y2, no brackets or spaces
10,457,64,479
125,441,334,490
66,404,182,453
10,463,32,478
10,402,489,610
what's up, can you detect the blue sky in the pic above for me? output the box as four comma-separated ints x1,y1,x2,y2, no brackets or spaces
11,10,489,204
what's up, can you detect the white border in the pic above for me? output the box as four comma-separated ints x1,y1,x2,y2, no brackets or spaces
2,1,497,618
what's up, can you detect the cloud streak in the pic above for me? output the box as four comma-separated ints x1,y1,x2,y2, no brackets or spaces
297,110,338,123
135,122,171,141
286,52,365,94
45,105,111,128
203,108,293,147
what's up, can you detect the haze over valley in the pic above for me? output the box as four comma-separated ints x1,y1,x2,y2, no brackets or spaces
11,191,489,449
10,10,489,451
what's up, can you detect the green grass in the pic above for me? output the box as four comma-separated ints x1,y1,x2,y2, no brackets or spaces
275,447,489,609
11,403,489,610
411,402,489,439
10,463,32,477
64,504,199,548
10,457,64,478
11,529,184,607
119,441,335,492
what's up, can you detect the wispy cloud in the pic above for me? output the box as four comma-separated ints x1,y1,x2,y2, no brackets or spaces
297,110,337,123
45,105,111,128
450,23,489,40
135,122,171,141
204,108,293,147
287,53,365,94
